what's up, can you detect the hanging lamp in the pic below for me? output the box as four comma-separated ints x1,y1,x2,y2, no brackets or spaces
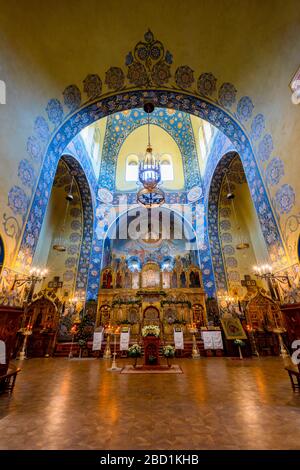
137,103,165,209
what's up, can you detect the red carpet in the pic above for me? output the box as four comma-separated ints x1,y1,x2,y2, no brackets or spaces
120,364,183,374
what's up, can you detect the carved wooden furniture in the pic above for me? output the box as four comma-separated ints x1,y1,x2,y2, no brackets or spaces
285,367,300,392
246,291,285,332
0,365,21,394
143,306,160,326
143,336,160,366
245,291,285,356
0,305,23,375
25,297,59,357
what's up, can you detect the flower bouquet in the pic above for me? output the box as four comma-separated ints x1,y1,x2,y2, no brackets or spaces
141,325,160,337
128,343,142,367
162,344,175,367
78,338,88,357
234,339,245,359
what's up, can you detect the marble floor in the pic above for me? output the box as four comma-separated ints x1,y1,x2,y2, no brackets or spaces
0,357,299,450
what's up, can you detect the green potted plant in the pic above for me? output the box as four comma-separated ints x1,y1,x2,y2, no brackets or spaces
148,355,157,365
128,343,142,368
162,344,175,367
75,314,94,358
234,339,246,359
78,338,87,358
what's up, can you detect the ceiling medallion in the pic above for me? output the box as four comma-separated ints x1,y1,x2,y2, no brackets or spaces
137,102,165,208
137,187,165,209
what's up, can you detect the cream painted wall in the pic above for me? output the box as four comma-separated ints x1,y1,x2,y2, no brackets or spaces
79,118,107,178
0,0,300,268
115,124,185,191
33,162,83,297
234,182,270,265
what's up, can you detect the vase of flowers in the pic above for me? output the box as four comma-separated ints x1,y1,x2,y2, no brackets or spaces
78,339,87,358
141,325,160,337
163,344,175,367
128,343,142,368
234,339,245,359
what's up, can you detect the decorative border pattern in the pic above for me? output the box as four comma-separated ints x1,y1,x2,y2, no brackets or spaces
62,155,94,292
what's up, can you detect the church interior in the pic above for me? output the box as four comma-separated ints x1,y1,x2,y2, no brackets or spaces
0,0,300,451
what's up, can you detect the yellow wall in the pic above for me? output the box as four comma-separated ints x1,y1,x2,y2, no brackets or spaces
115,124,185,191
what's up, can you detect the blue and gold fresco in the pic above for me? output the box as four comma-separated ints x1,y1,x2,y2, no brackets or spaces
4,30,295,303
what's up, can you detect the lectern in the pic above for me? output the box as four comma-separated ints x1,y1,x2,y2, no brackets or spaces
143,336,160,366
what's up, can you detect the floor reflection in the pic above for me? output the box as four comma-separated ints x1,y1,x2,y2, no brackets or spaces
0,357,299,449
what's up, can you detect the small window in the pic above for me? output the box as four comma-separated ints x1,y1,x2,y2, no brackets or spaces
126,155,139,182
203,120,212,145
160,154,174,181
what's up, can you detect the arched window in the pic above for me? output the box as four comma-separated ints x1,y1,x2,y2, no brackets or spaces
125,154,139,182
199,121,214,159
0,235,4,276
160,154,174,181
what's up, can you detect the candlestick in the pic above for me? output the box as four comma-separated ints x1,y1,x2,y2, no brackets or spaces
107,328,122,371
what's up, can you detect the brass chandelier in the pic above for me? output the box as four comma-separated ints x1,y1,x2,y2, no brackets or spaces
137,102,165,208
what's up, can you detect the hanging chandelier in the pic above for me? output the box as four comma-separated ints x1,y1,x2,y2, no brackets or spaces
137,102,165,208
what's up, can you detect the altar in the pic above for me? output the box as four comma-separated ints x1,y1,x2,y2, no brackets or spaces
90,249,207,359
97,257,207,333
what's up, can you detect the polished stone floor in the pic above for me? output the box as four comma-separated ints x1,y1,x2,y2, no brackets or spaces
0,357,299,450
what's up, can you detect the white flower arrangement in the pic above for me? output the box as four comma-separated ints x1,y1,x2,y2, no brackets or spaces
128,344,142,357
163,345,175,357
141,325,160,337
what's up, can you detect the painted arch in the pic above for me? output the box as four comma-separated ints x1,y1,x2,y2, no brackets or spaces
10,30,289,300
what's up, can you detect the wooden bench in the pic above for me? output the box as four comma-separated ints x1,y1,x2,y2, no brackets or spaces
285,367,300,392
0,366,21,394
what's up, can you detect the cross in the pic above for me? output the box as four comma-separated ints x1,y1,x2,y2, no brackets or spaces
48,276,63,292
241,274,257,288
